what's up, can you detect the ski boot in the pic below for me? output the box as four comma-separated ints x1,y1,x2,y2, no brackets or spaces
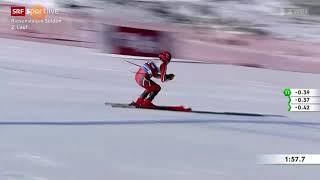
142,99,156,109
133,97,145,108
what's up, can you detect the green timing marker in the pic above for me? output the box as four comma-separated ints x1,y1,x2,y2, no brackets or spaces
283,88,292,111
283,88,291,97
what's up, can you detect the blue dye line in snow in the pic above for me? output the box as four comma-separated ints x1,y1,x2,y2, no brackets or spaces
0,119,319,126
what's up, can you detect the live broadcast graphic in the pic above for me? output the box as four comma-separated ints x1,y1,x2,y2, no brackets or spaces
0,1,320,180
10,4,62,30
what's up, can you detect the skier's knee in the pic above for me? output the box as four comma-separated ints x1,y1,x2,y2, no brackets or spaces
146,84,160,93
155,85,161,92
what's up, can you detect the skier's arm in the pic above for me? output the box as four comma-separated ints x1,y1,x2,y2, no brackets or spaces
160,63,167,82
158,63,174,82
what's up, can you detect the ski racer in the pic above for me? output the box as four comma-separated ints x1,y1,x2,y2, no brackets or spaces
134,51,175,108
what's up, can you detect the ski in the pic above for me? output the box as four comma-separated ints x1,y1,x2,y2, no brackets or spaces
105,102,192,112
105,102,285,117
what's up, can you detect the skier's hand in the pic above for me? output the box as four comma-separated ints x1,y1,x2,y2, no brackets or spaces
167,74,175,81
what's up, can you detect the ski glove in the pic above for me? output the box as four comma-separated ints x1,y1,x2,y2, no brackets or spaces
166,74,175,80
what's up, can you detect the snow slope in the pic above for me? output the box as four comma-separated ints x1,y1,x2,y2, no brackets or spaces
1,38,320,180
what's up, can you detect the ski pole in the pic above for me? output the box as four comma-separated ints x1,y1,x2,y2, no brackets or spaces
122,59,141,67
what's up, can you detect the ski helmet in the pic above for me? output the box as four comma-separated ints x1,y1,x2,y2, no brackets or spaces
159,51,172,64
